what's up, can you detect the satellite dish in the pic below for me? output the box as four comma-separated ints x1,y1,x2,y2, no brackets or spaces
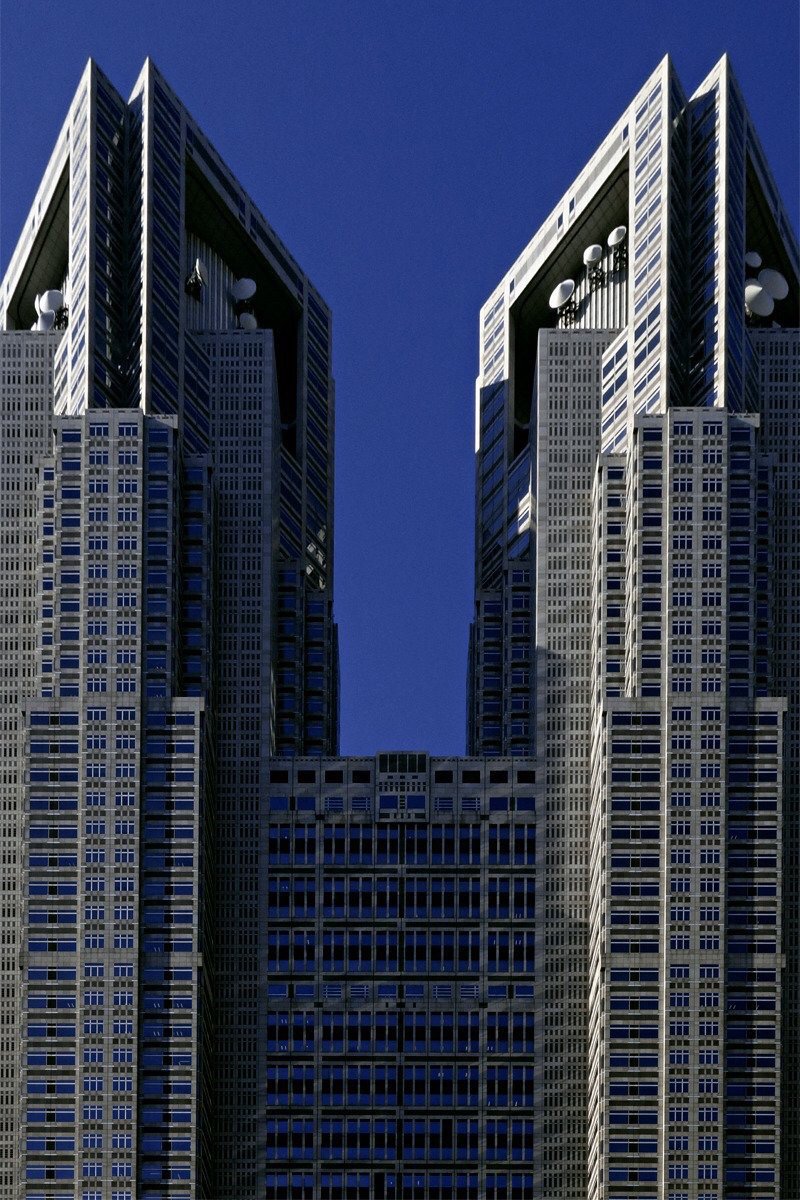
195,258,208,287
744,281,774,317
548,279,575,309
607,225,627,248
239,312,258,331
36,310,56,331
232,277,257,301
583,244,603,265
744,251,762,269
758,267,789,301
34,294,42,315
40,289,63,313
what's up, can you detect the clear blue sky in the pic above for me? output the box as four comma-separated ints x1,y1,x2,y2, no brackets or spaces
2,1,798,754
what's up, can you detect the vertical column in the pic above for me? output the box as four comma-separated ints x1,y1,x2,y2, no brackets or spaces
532,330,610,1198
0,332,57,1198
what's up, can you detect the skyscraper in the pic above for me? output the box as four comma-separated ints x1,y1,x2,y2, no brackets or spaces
1,47,798,1200
468,52,798,1200
1,58,337,1198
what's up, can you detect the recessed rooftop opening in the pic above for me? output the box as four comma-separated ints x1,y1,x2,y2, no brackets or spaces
184,157,302,449
745,157,799,329
510,158,629,455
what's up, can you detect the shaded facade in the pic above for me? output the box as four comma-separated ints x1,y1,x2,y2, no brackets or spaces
260,753,539,1200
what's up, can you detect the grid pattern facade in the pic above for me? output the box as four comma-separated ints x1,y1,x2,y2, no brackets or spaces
18,410,214,1200
0,334,58,1193
261,755,539,1200
1,59,339,764
469,375,534,757
2,56,338,1200
468,51,797,1200
588,409,784,1200
754,329,800,1192
0,47,798,1200
201,330,279,1191
532,330,612,1194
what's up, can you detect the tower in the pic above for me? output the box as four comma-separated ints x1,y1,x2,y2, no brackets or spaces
1,46,797,1200
468,53,798,1200
0,59,337,1197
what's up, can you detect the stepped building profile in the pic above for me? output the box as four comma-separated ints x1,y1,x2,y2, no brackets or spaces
0,50,797,1200
467,52,798,1200
1,58,337,1199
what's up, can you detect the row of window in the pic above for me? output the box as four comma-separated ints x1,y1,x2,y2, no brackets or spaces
264,1172,532,1200
265,1063,534,1107
266,1011,535,1054
267,876,535,919
265,1117,534,1161
265,928,535,974
266,825,536,865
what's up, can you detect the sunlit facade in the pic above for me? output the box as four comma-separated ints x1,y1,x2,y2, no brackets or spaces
468,53,798,1200
0,47,798,1200
0,58,337,1199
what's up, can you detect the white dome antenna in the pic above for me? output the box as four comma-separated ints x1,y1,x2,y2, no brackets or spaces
549,279,576,326
583,244,604,290
232,277,257,321
744,280,774,318
607,225,627,272
232,277,256,302
36,310,56,332
759,267,789,301
39,289,63,314
549,279,575,309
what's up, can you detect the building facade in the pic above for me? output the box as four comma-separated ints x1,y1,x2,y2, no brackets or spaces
0,48,798,1200
468,53,798,1200
0,333,58,1194
260,752,539,1200
1,59,338,1199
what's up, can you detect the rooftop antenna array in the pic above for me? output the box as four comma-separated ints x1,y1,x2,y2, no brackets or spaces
545,223,628,330
744,280,774,318
743,252,789,323
231,277,258,329
31,288,67,332
546,225,627,328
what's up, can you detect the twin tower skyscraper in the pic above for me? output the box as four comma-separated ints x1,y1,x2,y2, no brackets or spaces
0,52,797,1200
